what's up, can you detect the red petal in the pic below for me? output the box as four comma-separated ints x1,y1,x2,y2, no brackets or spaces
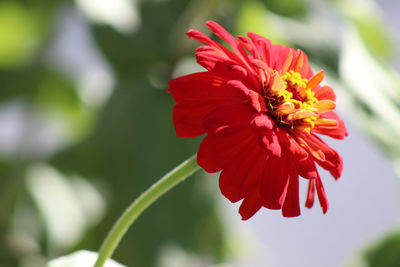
261,132,281,157
313,85,336,101
219,142,266,202
187,29,231,57
169,72,246,137
296,158,318,179
261,155,290,209
272,45,295,73
169,72,242,102
197,128,254,172
202,104,254,136
282,163,301,217
194,47,236,72
279,129,308,159
172,102,214,137
238,35,258,58
315,174,329,213
298,133,343,179
206,21,255,75
239,189,263,220
227,80,266,111
251,113,274,130
188,28,259,89
313,111,348,140
247,32,273,65
305,179,315,208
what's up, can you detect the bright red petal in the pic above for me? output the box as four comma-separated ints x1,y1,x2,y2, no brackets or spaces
169,72,246,137
169,21,347,219
261,155,290,210
197,128,254,172
219,141,266,202
202,104,254,136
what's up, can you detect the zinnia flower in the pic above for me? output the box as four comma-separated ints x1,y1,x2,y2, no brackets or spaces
168,21,347,219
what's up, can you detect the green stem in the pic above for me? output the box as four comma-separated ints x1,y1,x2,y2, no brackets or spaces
94,154,200,267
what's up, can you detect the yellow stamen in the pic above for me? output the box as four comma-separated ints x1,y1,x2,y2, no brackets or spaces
267,70,325,133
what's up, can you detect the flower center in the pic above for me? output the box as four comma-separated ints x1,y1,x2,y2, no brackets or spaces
264,70,319,132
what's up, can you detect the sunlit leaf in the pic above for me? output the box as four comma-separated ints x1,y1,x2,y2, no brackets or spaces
0,1,40,68
236,0,286,44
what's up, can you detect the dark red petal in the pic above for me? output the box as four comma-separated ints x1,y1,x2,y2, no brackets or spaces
280,130,308,160
202,104,254,136
239,189,263,220
169,72,247,137
296,158,318,179
298,133,343,179
172,102,214,137
197,128,254,173
329,160,343,180
226,80,266,111
169,72,242,103
282,163,301,217
219,141,266,202
261,155,290,210
305,179,315,208
315,174,329,213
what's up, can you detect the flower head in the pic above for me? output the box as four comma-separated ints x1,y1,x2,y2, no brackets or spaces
168,21,347,219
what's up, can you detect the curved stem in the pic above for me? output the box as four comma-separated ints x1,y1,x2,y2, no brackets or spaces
94,154,200,267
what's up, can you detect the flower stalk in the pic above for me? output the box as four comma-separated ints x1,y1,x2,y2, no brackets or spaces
94,154,200,267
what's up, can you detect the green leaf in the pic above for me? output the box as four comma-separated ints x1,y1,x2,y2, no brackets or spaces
260,0,308,18
0,1,40,68
236,0,286,44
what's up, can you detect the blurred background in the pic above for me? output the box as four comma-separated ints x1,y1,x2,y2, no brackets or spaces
1,0,400,266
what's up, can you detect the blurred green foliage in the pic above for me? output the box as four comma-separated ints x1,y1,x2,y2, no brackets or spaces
1,0,400,266
364,231,400,267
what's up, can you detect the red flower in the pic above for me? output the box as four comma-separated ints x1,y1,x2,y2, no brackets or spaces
168,21,347,220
